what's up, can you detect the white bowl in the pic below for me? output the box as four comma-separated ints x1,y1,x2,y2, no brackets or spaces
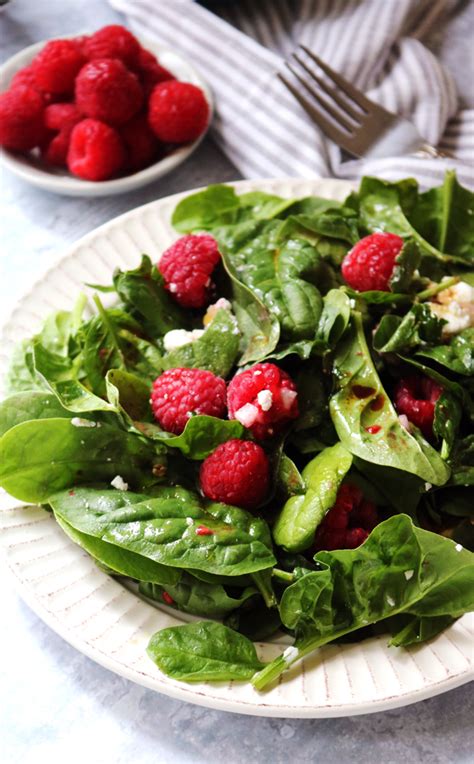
0,35,213,196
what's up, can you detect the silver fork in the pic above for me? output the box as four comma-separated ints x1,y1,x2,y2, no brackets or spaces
278,46,446,159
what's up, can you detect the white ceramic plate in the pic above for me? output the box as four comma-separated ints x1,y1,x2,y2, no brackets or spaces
0,36,212,196
0,178,472,718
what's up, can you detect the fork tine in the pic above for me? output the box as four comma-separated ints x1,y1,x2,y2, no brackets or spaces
300,46,374,112
284,61,354,134
277,71,347,145
292,51,362,123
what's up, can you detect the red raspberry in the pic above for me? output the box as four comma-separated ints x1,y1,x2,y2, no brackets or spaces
227,363,299,441
74,35,90,56
11,66,57,104
84,25,140,68
44,102,82,132
42,103,82,166
148,81,209,144
120,113,161,171
136,48,175,97
314,483,377,551
0,85,45,151
394,374,443,439
67,118,125,181
75,59,143,126
341,232,404,292
32,39,85,95
150,368,227,435
200,439,270,510
158,234,221,309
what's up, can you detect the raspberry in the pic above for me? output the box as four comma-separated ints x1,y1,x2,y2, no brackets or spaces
158,234,221,309
148,81,209,144
120,113,161,171
75,59,143,126
341,232,404,292
0,85,45,151
42,103,82,167
200,439,270,510
394,374,443,439
314,483,377,551
84,25,140,68
136,48,175,97
150,368,227,435
227,363,299,441
44,102,82,132
32,39,85,95
67,118,125,181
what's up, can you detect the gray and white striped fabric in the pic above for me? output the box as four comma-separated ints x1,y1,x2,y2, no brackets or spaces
110,0,474,188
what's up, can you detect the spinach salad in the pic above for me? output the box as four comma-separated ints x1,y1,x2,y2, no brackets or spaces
1,172,473,691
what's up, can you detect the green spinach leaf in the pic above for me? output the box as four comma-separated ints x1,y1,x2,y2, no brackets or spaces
48,486,276,576
140,574,256,617
134,415,244,460
162,309,240,377
147,621,265,682
273,444,353,552
329,313,450,485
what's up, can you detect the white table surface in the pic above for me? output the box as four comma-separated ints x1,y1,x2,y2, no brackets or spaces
1,2,473,762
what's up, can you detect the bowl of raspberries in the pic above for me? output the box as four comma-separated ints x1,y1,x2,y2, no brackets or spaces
0,25,212,195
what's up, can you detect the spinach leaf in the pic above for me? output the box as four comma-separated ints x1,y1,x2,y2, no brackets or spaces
134,415,244,460
387,613,455,647
80,304,162,397
162,309,240,377
105,368,151,421
353,458,425,516
448,435,474,486
273,444,353,552
48,486,276,576
354,175,468,265
373,304,445,354
34,342,116,414
172,184,242,232
276,453,306,498
219,245,280,364
252,515,474,689
140,574,256,617
0,392,75,437
314,289,351,352
389,240,421,293
434,392,462,458
3,339,44,394
329,313,450,485
113,255,187,337
147,621,265,682
55,514,180,585
0,419,163,502
416,328,474,376
218,221,323,343
407,171,474,261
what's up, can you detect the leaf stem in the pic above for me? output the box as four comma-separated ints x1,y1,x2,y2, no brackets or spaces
92,294,125,366
416,276,459,302
271,568,294,583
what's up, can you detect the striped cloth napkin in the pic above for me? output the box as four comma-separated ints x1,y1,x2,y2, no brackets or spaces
110,0,473,188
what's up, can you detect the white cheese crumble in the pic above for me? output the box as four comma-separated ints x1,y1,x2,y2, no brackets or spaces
404,570,414,581
386,595,395,607
281,388,298,410
203,297,233,326
424,482,432,492
110,475,128,491
428,280,474,336
186,517,194,526
455,543,463,552
398,414,412,432
163,328,205,352
71,417,97,428
257,389,273,412
282,646,299,663
234,403,259,427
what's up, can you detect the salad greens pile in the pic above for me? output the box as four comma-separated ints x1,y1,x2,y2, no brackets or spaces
1,171,473,691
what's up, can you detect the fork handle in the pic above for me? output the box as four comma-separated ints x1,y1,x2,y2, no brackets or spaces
415,143,452,159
